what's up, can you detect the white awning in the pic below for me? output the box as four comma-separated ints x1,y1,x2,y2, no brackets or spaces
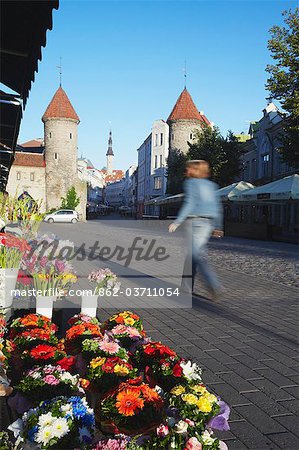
217,181,255,201
232,174,299,201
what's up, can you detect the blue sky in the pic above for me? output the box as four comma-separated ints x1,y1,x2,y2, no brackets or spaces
18,0,296,170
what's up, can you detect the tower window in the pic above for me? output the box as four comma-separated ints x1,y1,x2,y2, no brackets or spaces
49,132,52,138
17,172,21,180
172,134,174,141
54,153,58,160
70,133,72,139
190,133,193,140
30,172,35,181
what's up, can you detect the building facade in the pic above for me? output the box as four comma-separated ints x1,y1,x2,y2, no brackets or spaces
240,103,295,184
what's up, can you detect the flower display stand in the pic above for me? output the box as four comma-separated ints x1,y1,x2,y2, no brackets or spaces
0,268,19,309
35,296,56,319
81,294,98,317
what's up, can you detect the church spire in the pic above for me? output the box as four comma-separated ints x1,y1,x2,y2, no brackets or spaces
106,130,114,174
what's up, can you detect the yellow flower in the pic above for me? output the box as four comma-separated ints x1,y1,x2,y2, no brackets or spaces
182,394,198,405
90,357,106,369
204,393,217,404
196,397,212,413
124,317,135,326
119,312,130,318
63,273,77,283
192,385,207,394
114,364,130,376
170,385,186,396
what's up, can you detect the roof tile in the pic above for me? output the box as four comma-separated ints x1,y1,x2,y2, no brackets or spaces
167,88,210,124
42,86,79,122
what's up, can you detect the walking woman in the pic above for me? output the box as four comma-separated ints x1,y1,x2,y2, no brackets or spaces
169,160,223,301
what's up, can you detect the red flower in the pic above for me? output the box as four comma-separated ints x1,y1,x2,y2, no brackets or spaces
30,344,57,360
173,362,183,377
17,270,32,286
56,356,75,370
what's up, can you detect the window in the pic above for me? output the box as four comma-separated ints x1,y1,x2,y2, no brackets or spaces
30,173,34,181
17,172,21,180
190,133,193,140
160,155,163,167
172,134,174,141
154,155,158,168
49,132,52,138
154,176,162,190
262,154,270,177
160,133,163,146
155,134,158,146
54,153,58,160
70,133,72,139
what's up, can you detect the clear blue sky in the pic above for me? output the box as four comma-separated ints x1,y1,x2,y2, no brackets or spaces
18,0,296,170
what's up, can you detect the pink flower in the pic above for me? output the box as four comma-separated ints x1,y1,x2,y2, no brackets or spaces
43,375,59,385
156,424,169,437
185,418,195,427
40,256,48,268
99,339,120,354
184,437,202,450
43,365,56,374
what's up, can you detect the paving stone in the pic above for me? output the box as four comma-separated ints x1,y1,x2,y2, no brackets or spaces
229,421,280,449
234,404,286,435
254,368,296,388
282,385,299,399
250,379,295,402
267,431,299,449
243,391,291,417
273,415,299,437
276,398,299,415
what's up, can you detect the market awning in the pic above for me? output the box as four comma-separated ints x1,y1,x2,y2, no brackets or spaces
217,181,255,201
0,0,59,191
145,193,184,206
232,174,299,202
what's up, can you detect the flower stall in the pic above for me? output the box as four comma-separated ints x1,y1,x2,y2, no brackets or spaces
0,310,230,449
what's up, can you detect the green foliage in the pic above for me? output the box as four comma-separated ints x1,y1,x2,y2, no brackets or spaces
266,8,299,168
61,186,80,210
166,149,187,194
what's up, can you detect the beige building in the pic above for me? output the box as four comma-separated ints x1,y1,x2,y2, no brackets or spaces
6,87,87,219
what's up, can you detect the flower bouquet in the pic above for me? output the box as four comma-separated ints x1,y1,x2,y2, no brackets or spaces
82,335,129,362
109,325,145,350
65,322,103,355
19,396,95,449
102,311,144,333
11,328,59,351
16,365,81,405
134,342,177,368
9,313,58,339
169,383,220,427
96,378,164,435
88,268,121,295
87,356,137,394
68,313,100,327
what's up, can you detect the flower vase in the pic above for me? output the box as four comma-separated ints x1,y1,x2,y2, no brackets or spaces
36,296,56,319
81,294,98,318
0,268,19,309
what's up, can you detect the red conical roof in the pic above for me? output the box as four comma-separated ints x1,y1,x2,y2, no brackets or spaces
167,88,210,124
42,86,80,122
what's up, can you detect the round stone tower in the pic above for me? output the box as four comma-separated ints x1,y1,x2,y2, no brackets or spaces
42,86,80,211
167,87,210,154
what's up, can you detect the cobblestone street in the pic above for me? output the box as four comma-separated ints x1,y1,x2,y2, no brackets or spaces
41,220,299,449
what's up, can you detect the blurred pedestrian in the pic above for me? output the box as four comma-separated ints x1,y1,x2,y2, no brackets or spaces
169,160,223,301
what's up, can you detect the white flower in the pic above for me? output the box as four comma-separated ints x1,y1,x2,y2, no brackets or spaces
180,360,202,381
60,372,77,385
201,430,216,446
38,412,55,428
36,426,55,445
175,420,188,434
52,418,69,439
31,372,41,379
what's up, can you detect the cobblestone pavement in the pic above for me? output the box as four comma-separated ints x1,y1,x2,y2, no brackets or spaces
41,220,299,450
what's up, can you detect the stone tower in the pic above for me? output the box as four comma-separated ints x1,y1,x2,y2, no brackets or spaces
42,86,81,211
167,87,210,154
106,130,114,175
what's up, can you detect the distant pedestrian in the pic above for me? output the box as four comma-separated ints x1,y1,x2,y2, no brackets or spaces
169,160,223,301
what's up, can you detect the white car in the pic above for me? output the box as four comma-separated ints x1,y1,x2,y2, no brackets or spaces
43,209,78,223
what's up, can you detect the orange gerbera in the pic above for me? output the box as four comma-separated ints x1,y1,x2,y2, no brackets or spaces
116,389,145,416
141,384,161,402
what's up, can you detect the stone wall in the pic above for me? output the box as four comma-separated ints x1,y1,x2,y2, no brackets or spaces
168,119,202,154
44,118,78,211
6,165,46,212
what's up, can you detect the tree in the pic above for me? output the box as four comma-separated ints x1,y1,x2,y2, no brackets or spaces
187,125,244,187
61,186,80,210
266,8,299,168
166,149,187,194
